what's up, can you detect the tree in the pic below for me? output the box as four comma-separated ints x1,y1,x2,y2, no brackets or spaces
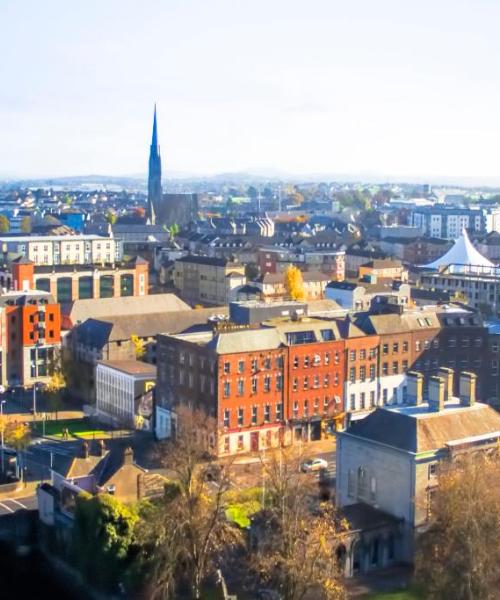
46,370,65,420
415,452,500,600
74,492,138,592
0,419,30,479
284,265,305,301
289,191,304,206
131,334,146,359
167,222,180,241
253,448,348,599
0,214,9,233
20,216,31,233
105,211,117,225
136,407,242,599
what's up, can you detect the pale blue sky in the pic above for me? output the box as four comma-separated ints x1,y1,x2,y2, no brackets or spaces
1,0,500,179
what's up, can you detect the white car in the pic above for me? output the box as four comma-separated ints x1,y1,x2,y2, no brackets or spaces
301,458,328,473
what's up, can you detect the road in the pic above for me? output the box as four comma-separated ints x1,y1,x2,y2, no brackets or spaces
0,495,37,516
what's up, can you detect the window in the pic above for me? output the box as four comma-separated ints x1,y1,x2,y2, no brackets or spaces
237,435,244,451
370,364,376,380
360,392,366,409
392,342,399,353
348,469,355,497
392,361,398,375
462,337,470,348
323,374,329,387
293,356,299,369
238,360,244,373
448,338,456,348
370,476,377,502
303,376,309,390
334,372,339,386
428,463,438,478
350,394,356,410
251,358,258,372
324,396,329,411
433,339,439,349
382,389,388,404
324,352,330,365
370,390,375,407
293,378,298,392
349,367,356,383
237,408,244,427
334,352,340,364
314,398,319,415
276,403,283,420
276,374,283,391
276,355,284,368
313,374,320,388
350,350,356,361
264,404,270,423
224,382,231,398
357,467,368,500
237,379,244,396
402,359,409,372
393,387,398,403
360,366,366,382
293,402,299,418
251,406,257,425
382,363,388,376
264,357,271,370
264,375,271,392
382,343,388,355
251,377,258,394
304,355,310,368
415,341,421,352
474,337,482,348
304,400,309,417
360,349,366,360
223,409,230,428
224,362,230,374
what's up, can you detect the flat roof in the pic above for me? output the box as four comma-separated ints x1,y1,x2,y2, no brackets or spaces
383,399,486,420
97,360,157,377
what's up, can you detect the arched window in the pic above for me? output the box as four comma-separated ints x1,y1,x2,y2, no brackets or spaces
56,277,72,303
78,276,93,300
357,466,368,500
100,275,114,298
120,274,134,297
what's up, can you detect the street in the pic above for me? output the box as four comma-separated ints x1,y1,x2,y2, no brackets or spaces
0,495,37,516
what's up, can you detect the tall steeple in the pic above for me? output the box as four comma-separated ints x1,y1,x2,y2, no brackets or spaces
147,104,162,225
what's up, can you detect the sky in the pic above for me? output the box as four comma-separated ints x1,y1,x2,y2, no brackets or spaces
2,0,500,180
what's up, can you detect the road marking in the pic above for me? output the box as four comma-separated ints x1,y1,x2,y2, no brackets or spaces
8,499,27,509
0,502,14,513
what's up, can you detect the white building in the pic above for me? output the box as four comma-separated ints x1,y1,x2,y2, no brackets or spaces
96,360,156,430
0,234,123,266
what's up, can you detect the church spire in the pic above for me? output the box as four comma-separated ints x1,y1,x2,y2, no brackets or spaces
147,104,162,225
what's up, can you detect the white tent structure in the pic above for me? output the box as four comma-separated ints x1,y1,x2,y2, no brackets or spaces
422,228,495,273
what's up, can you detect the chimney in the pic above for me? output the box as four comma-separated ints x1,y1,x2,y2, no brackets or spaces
94,439,106,457
437,367,454,402
428,375,445,412
406,371,424,406
459,371,477,407
123,446,134,465
81,441,89,459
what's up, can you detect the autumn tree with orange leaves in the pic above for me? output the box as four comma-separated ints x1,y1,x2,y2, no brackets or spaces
284,265,305,301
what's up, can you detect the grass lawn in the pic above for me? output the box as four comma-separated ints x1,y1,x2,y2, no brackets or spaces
31,418,112,439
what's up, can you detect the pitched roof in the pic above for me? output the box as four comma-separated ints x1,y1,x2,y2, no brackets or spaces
345,402,500,453
64,293,191,325
205,328,282,353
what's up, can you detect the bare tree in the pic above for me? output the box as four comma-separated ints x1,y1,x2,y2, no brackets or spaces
137,407,242,599
253,447,348,600
415,451,500,600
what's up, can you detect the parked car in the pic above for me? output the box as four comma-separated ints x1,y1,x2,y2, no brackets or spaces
301,458,328,473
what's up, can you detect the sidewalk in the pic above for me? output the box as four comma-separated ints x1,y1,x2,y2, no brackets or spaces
0,480,38,500
228,437,336,465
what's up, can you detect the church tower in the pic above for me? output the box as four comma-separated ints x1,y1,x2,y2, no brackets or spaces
147,104,162,225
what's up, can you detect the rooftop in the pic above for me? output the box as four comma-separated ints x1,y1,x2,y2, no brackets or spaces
97,360,157,377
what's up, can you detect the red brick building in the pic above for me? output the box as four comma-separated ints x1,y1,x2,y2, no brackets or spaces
157,318,347,455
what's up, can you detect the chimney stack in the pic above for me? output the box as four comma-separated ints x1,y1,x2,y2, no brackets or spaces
428,376,445,412
459,371,477,407
123,446,134,465
438,367,454,402
81,441,89,459
406,371,424,406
